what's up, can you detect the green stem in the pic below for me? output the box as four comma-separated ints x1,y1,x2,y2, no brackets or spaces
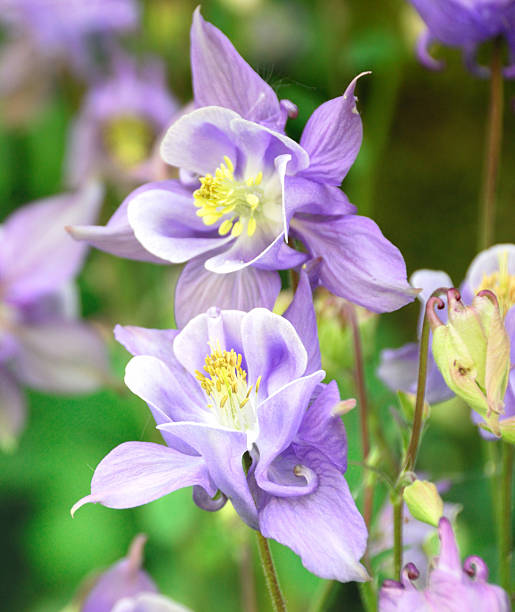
256,532,286,612
478,37,504,251
393,296,435,576
392,495,403,579
499,442,513,592
402,304,432,473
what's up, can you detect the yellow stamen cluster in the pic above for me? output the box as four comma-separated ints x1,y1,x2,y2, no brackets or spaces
195,346,261,431
193,156,263,238
476,251,515,317
103,114,155,168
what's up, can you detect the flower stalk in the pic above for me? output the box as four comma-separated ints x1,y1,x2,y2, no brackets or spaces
402,295,440,473
500,442,513,593
392,495,404,579
393,290,444,575
478,37,504,251
256,532,286,612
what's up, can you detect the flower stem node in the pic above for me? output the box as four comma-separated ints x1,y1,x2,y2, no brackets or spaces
429,288,511,436
403,480,444,527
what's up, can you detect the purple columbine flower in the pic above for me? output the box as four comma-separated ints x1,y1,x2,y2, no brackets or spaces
72,273,368,583
408,0,515,77
69,9,416,326
81,534,191,612
378,244,515,435
66,53,179,188
0,183,109,450
379,517,510,611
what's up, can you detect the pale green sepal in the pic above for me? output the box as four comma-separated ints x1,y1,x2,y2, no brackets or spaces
484,303,510,415
498,417,515,445
431,325,490,418
448,294,489,383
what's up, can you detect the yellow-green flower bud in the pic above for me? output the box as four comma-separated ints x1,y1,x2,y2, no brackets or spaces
403,480,444,527
429,289,510,436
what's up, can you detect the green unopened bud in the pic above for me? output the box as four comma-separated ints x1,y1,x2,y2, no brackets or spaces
403,480,444,527
429,290,510,435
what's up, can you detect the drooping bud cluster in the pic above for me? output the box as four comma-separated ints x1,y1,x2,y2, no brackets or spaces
428,289,510,436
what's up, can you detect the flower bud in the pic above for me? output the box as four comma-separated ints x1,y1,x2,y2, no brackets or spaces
429,290,510,436
403,480,444,527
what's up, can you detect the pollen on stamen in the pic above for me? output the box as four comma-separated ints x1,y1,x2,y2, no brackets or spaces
195,346,259,433
193,156,264,239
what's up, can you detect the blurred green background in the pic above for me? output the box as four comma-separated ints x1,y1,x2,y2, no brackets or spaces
0,0,513,610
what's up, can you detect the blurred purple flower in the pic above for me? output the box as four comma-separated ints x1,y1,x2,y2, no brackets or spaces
66,54,179,188
69,9,416,326
0,183,109,450
0,0,139,123
73,275,369,583
378,244,515,436
379,517,510,611
82,534,191,612
0,0,139,72
82,534,158,612
409,0,515,77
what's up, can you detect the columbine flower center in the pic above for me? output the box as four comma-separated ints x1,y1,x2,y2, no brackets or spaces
195,346,260,432
476,251,515,317
193,156,263,238
102,114,155,168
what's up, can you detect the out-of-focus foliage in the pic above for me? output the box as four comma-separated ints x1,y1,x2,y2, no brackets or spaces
0,0,513,610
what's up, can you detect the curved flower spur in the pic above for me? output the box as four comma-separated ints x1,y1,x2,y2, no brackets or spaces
68,8,417,326
72,275,368,583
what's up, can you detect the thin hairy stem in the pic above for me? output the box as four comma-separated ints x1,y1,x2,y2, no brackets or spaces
256,532,286,612
499,442,513,592
478,37,504,251
393,294,438,577
402,301,433,473
393,496,403,579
